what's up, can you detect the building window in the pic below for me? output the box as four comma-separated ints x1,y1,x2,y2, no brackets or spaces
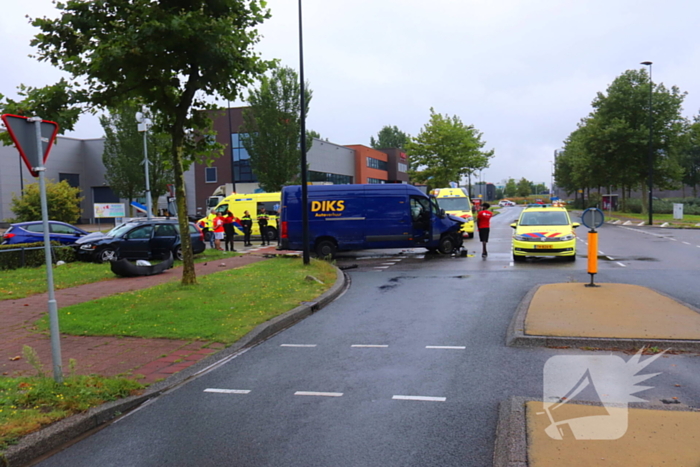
231,133,257,183
367,178,385,184
398,162,407,173
205,167,217,183
366,157,388,171
309,171,353,185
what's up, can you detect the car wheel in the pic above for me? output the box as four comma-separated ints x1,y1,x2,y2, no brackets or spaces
175,246,183,261
438,236,455,254
315,239,337,259
95,248,116,263
513,253,525,262
266,227,278,242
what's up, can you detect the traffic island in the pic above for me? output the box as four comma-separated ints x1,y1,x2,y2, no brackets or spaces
494,396,700,467
507,283,700,352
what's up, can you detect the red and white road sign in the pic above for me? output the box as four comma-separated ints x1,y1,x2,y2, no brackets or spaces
1,114,59,177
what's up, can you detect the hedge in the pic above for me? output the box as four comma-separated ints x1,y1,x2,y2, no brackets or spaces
0,242,77,270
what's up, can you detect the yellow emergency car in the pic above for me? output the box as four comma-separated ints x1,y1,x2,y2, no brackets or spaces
214,192,281,241
511,205,579,262
431,188,475,238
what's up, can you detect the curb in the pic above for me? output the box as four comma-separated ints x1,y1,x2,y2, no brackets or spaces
1,265,348,467
506,284,700,352
493,396,700,467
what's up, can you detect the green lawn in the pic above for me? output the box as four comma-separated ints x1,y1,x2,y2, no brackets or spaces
606,211,700,226
36,257,337,344
0,249,235,300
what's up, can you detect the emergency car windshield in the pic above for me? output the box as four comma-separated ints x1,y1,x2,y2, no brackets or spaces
519,211,570,226
437,198,471,211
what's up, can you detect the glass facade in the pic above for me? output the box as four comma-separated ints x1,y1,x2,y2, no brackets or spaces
367,157,388,171
367,178,386,184
309,171,353,185
232,133,257,183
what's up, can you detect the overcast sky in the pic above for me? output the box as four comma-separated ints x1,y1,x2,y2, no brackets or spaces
3,0,700,187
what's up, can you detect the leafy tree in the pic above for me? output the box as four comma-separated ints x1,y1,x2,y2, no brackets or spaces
495,187,504,200
0,79,82,146
31,0,271,284
240,66,312,192
11,180,83,223
504,178,517,198
679,116,700,197
100,103,174,216
516,178,531,197
370,125,409,149
406,108,493,188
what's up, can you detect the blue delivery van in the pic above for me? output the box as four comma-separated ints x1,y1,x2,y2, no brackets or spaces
280,184,465,257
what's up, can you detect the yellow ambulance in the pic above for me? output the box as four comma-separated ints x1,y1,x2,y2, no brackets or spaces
214,192,281,241
431,187,475,238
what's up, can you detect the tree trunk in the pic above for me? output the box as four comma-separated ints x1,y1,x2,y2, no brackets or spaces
172,142,196,286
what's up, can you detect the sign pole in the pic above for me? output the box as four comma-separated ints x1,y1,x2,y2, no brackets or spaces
29,117,63,383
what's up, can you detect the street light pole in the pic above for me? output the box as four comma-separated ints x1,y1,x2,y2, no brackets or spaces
641,61,653,226
298,0,310,265
136,107,153,219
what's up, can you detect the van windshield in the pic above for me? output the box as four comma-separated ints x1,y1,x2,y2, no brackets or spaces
437,198,471,211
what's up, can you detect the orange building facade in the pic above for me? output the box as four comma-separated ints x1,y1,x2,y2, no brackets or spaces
346,145,391,184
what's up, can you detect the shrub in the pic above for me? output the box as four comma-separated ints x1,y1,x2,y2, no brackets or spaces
0,242,76,270
10,180,83,223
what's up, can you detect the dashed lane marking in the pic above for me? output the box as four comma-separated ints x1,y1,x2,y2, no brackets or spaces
351,344,389,348
280,344,317,347
204,389,251,394
616,262,626,267
425,345,466,350
392,395,446,402
295,391,343,397
683,241,691,245
374,266,390,269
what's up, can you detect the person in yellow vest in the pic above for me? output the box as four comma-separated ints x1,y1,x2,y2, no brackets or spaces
241,210,253,246
206,209,217,248
257,207,270,246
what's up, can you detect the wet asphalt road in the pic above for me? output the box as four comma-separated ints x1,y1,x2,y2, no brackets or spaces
38,208,700,466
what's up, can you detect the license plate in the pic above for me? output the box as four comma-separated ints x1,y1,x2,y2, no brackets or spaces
535,245,553,249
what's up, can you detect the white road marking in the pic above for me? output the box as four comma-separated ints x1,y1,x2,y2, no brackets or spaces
392,395,446,402
204,388,251,394
381,262,397,265
425,345,466,350
598,251,605,255
374,266,390,269
683,242,691,245
351,344,389,348
280,344,317,347
509,261,514,267
669,238,677,241
295,391,343,397
616,262,626,267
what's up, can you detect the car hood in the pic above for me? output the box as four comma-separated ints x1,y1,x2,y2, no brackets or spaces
446,214,466,224
514,225,573,237
75,232,113,244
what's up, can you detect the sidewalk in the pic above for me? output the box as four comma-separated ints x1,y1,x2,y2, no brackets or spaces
0,244,285,384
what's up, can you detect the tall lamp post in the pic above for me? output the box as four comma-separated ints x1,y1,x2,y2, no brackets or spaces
641,61,653,226
298,0,310,264
136,107,153,219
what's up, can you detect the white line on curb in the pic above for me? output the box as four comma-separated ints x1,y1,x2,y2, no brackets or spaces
425,346,466,350
204,389,251,394
295,391,343,397
280,344,317,347
392,395,446,402
351,344,389,348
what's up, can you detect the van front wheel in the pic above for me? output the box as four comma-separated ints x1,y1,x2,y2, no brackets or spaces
438,236,455,254
315,240,337,259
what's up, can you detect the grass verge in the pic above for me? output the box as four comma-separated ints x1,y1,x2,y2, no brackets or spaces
605,211,700,226
0,347,143,451
0,249,236,301
37,257,336,344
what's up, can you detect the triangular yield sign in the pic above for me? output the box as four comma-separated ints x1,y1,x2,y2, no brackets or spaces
1,114,59,177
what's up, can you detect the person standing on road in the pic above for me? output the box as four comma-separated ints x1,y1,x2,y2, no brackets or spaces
241,210,253,246
477,202,493,258
212,212,225,251
257,207,270,246
206,209,217,249
222,210,237,252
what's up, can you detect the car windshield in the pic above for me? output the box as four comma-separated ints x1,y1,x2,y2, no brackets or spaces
519,211,570,226
107,223,138,237
437,197,471,211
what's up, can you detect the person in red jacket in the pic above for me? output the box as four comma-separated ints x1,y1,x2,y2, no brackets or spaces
212,212,225,251
477,203,493,258
222,210,238,252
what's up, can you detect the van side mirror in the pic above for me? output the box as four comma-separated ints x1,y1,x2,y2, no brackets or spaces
572,222,580,228
510,223,517,229
440,209,446,218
